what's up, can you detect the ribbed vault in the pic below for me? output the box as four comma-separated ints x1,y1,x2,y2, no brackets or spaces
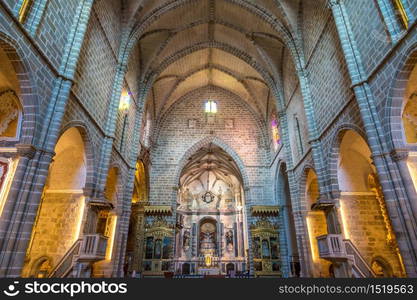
123,0,303,124
180,143,242,188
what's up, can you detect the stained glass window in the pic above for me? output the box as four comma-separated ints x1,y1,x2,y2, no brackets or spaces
271,114,281,150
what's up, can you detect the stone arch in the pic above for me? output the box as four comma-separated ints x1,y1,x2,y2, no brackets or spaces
298,164,316,211
27,256,53,278
337,130,375,193
144,42,275,90
302,167,331,277
104,164,121,207
116,0,307,121
59,121,96,196
275,160,289,206
275,160,299,277
336,129,405,277
328,124,368,193
371,256,394,277
0,31,39,144
132,159,149,204
385,43,417,150
152,63,268,116
174,136,250,190
22,127,88,277
119,0,299,70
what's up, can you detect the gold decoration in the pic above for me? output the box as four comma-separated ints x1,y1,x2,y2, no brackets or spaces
18,0,32,23
144,217,174,238
251,205,279,216
204,254,212,267
250,218,281,277
393,0,409,29
144,205,172,216
250,218,279,238
368,173,406,277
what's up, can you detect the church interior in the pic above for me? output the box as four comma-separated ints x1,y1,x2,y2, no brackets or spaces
0,0,417,278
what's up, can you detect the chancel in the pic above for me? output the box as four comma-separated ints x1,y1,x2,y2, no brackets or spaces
0,0,417,279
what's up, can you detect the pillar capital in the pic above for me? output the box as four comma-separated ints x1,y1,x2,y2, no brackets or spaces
15,144,37,159
390,148,409,162
327,0,342,9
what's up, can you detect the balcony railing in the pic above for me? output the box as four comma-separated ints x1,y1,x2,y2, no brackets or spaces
79,234,108,262
316,234,347,260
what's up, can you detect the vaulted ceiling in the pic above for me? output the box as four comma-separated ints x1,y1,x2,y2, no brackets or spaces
123,0,303,123
180,143,242,188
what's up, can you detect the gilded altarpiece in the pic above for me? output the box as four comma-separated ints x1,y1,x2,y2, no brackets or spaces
250,206,281,277
142,216,174,275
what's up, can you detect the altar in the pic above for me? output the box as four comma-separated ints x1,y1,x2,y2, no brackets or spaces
197,268,221,276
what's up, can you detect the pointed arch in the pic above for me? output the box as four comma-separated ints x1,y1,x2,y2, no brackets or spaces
174,136,250,189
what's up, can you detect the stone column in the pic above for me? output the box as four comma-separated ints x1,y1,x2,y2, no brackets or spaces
297,70,334,204
0,0,94,277
275,106,313,277
391,149,417,217
109,103,146,277
328,0,417,276
91,63,131,202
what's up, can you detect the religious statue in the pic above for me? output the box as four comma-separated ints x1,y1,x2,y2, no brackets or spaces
183,230,190,250
225,230,233,246
371,261,386,278
225,229,234,253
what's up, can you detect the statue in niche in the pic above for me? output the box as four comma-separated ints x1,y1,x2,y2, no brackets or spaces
225,230,233,246
371,261,385,278
183,230,190,251
225,230,234,253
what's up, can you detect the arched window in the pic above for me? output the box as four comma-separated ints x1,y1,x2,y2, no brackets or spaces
143,112,152,148
204,100,217,114
271,113,281,151
0,90,22,141
118,91,131,152
295,116,304,155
